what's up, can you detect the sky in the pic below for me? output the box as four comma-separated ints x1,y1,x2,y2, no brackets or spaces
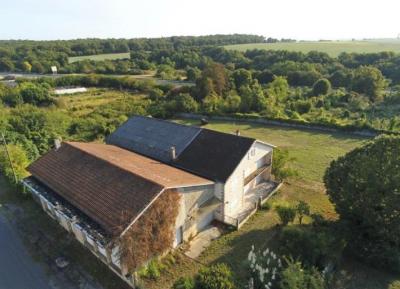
1,0,399,40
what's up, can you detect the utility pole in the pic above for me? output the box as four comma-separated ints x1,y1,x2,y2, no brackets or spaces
0,133,18,184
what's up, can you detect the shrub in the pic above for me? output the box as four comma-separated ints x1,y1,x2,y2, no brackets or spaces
279,226,344,268
173,277,195,289
296,201,310,224
276,205,296,226
279,258,325,289
195,264,235,289
138,259,161,280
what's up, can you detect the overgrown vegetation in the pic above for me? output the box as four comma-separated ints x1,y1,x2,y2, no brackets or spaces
120,190,180,273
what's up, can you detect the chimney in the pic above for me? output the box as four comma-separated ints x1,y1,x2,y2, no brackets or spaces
54,138,61,150
170,146,177,161
235,129,240,136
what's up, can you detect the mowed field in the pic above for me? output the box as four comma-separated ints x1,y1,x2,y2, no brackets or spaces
143,119,400,289
225,39,400,57
68,52,130,63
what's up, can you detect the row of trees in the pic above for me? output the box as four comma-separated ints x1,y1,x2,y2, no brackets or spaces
0,35,264,74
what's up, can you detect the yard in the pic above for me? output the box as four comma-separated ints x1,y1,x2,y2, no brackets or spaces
142,119,399,289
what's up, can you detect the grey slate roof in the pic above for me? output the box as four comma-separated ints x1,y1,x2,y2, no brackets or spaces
106,116,201,162
174,129,256,182
107,116,266,182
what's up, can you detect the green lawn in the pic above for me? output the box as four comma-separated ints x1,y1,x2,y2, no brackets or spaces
225,40,400,57
68,52,131,63
178,119,368,182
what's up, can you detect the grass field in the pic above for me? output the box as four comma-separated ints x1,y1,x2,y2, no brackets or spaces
68,52,130,63
142,119,400,289
225,39,400,57
58,88,144,116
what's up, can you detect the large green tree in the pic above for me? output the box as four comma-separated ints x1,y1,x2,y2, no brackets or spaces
352,66,388,101
312,78,331,96
324,136,400,271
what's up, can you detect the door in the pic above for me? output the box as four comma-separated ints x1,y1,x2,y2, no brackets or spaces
174,226,183,247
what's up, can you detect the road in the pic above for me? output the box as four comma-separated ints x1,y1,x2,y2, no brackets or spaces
0,72,195,87
0,210,53,289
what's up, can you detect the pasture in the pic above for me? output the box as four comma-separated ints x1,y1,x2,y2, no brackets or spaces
68,52,131,63
225,39,400,57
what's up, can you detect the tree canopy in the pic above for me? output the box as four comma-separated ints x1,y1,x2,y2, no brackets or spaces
324,136,400,271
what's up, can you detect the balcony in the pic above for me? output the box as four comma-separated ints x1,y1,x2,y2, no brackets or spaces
243,163,271,186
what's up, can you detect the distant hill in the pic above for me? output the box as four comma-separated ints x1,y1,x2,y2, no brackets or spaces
225,39,400,57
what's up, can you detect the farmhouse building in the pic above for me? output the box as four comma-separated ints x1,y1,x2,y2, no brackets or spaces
22,116,277,287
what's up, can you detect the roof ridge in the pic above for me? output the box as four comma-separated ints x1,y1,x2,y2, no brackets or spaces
202,127,256,141
133,115,201,130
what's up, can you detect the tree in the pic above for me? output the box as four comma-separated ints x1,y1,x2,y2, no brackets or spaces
174,93,199,113
0,58,15,72
21,61,32,73
254,69,275,84
223,92,241,113
272,148,297,182
324,136,400,271
265,76,289,102
0,143,29,184
296,201,310,224
276,205,296,226
232,68,252,88
352,66,388,101
195,264,235,289
19,82,53,106
312,78,331,96
202,92,223,114
196,63,229,99
186,67,201,82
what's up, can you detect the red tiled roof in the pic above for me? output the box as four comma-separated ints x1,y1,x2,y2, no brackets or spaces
28,142,212,236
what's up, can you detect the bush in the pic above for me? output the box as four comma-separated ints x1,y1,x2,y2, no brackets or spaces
279,226,344,268
195,264,235,289
173,277,195,289
280,258,325,289
276,205,296,226
296,201,310,224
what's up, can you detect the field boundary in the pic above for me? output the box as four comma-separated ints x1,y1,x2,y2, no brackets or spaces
176,113,400,137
